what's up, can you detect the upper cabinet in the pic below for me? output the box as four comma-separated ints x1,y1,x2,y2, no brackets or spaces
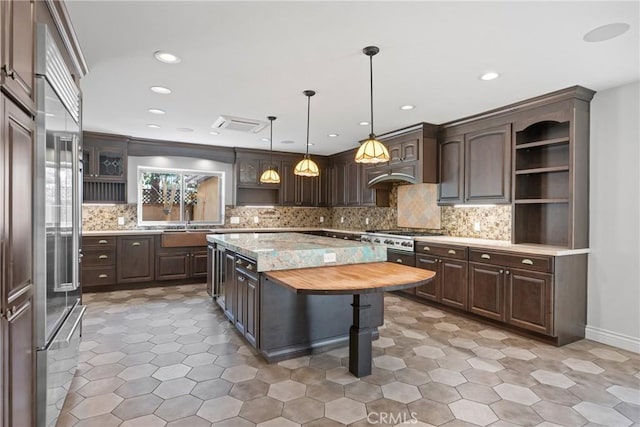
330,148,389,207
82,132,128,203
0,0,35,113
438,123,511,205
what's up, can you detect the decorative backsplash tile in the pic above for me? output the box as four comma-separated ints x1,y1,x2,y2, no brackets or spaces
397,183,441,229
441,205,512,241
330,207,397,230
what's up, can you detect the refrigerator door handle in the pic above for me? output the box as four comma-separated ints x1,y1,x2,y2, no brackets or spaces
49,305,86,350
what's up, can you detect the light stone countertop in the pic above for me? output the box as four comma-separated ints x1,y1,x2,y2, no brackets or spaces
208,232,385,272
413,235,590,256
82,227,365,237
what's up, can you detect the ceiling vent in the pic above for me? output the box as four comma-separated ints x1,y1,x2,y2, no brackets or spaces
211,115,268,133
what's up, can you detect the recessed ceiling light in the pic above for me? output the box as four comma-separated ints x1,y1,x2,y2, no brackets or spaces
153,50,181,64
209,131,219,135
261,138,270,142
583,23,630,42
148,108,166,115
359,121,369,126
177,127,193,132
150,86,172,95
281,140,295,144
328,133,339,138
147,124,160,129
480,72,500,81
400,105,415,110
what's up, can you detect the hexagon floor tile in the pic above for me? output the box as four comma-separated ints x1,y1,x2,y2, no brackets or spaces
56,284,640,427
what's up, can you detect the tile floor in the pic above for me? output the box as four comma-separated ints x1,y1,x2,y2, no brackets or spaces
57,284,640,426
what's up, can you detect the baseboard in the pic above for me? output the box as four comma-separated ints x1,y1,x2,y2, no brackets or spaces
585,325,640,353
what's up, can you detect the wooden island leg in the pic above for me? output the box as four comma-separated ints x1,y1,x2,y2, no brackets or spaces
349,293,375,377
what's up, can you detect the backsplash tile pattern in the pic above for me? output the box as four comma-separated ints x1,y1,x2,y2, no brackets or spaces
397,183,441,229
330,207,397,230
441,205,512,241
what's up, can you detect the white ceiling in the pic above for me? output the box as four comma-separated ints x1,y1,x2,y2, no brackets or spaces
66,1,639,156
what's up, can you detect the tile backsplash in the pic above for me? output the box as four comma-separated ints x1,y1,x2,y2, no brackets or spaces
441,205,512,241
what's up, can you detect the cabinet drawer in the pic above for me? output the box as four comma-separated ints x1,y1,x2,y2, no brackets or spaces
83,248,116,267
235,255,257,275
83,267,116,286
415,242,468,260
83,236,116,247
469,250,553,273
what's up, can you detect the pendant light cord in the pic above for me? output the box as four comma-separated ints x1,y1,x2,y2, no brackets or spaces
306,94,311,157
269,118,274,166
369,54,374,137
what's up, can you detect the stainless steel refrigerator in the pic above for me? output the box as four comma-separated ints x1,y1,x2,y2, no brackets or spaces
34,24,85,427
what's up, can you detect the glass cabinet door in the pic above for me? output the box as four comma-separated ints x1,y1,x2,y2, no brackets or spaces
96,147,125,180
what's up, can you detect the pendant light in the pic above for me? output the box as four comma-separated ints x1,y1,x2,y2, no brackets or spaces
259,116,281,184
355,46,390,164
294,90,320,177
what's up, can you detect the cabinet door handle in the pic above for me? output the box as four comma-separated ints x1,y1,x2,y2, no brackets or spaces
344,236,349,240
238,276,245,282
505,270,510,275
98,240,108,244
246,264,253,270
422,246,430,251
99,274,108,278
448,249,456,255
236,259,242,264
132,242,141,246
499,269,504,274
98,255,108,259
7,301,30,323
521,259,534,265
481,253,491,259
418,258,430,263
396,259,403,263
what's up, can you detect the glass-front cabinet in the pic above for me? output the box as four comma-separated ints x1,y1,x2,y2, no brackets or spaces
82,134,127,181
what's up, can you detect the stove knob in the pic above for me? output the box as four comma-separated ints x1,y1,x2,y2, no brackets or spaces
373,239,380,243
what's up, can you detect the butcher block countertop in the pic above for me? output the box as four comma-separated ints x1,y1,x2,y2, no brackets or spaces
265,262,436,295
208,232,385,272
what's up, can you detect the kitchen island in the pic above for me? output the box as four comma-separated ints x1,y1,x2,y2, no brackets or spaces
207,232,388,362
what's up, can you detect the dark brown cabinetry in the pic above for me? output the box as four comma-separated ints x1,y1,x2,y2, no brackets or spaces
468,263,505,321
82,236,117,287
1,93,35,427
279,157,324,207
330,148,389,207
0,0,35,112
116,235,155,283
82,132,128,203
156,248,207,281
507,268,552,334
465,124,511,203
387,250,416,295
439,124,511,205
234,255,258,347
223,251,235,322
415,243,468,309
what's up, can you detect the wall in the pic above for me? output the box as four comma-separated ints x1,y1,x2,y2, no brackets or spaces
586,81,640,352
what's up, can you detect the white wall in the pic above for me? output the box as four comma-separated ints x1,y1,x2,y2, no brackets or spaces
587,81,640,352
127,156,234,205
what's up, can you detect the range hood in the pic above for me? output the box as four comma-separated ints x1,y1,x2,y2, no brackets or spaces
367,171,418,188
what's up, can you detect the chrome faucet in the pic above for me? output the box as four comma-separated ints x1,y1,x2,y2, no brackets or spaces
184,208,191,230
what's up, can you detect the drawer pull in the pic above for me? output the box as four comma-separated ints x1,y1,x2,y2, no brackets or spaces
505,270,510,275
521,259,534,265
344,236,349,240
236,259,242,264
481,254,491,259
98,255,109,259
422,246,430,251
448,249,456,255
396,259,403,263
98,274,108,278
238,276,245,282
246,264,254,270
132,242,141,246
98,239,108,244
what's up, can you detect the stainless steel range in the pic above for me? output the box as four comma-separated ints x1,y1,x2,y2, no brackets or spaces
361,230,442,252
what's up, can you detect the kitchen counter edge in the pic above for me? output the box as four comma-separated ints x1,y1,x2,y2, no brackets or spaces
413,236,590,256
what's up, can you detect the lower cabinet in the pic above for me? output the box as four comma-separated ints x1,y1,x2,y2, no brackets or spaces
469,263,505,321
117,236,155,283
506,268,552,334
156,249,208,281
2,297,35,427
415,243,468,309
223,251,235,322
233,254,259,348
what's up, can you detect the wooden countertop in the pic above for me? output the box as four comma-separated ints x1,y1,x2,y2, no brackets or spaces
265,262,435,295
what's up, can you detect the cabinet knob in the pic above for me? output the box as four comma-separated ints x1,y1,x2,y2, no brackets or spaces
132,242,141,246
499,269,504,274
438,259,442,263
521,259,534,265
481,253,491,259
396,259,403,263
505,270,510,275
344,236,349,240
238,276,245,282
99,254,108,259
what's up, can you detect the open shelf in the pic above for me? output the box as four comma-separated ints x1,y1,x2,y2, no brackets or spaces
84,181,126,203
514,199,569,204
513,203,569,247
515,136,570,150
515,142,569,171
515,166,569,175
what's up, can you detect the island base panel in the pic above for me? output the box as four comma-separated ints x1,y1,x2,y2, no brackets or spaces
260,277,383,362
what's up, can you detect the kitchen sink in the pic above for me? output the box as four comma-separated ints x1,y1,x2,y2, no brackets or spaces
161,230,211,247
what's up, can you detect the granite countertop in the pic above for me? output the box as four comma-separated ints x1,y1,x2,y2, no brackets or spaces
413,235,590,256
82,227,365,237
208,232,385,272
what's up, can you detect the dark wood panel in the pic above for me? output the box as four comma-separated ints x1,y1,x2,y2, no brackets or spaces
156,253,189,281
191,251,208,278
82,267,116,287
506,268,552,334
415,255,439,301
235,271,246,335
469,263,504,321
82,236,116,247
469,249,553,273
2,97,34,306
346,160,360,206
82,248,116,267
438,136,464,204
116,236,155,283
415,242,468,260
245,275,258,348
465,124,511,203
223,252,235,322
440,259,468,310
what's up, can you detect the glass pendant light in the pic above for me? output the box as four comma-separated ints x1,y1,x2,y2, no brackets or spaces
355,46,390,164
294,90,320,177
259,116,281,184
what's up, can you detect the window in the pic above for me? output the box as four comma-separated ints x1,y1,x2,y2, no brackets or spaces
137,167,225,225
